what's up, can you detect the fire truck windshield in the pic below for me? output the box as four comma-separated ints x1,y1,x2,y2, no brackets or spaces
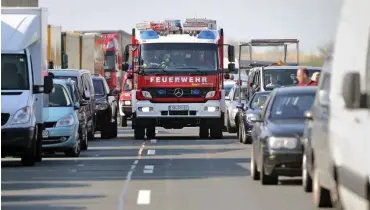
104,51,115,71
141,43,218,74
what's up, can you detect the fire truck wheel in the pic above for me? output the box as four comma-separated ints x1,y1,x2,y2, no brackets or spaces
146,126,156,139
120,116,127,127
134,126,145,140
110,120,118,138
210,126,223,139
199,126,209,139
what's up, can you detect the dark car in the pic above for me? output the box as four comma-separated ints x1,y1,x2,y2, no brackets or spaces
236,91,271,144
250,86,317,185
49,69,96,142
92,74,119,139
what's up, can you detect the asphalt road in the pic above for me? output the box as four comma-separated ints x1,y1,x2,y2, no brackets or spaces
2,124,330,210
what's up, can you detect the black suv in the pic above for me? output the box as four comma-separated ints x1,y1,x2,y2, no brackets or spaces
92,74,119,139
49,69,97,141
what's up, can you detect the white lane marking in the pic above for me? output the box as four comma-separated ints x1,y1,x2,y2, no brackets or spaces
143,170,153,174
137,190,151,205
117,159,139,210
147,150,156,155
144,165,154,170
77,164,84,167
150,139,157,143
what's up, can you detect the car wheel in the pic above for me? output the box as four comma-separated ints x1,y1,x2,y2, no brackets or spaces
134,126,145,140
210,125,223,139
146,126,156,139
251,147,260,180
87,121,95,140
226,113,232,132
199,125,209,139
110,117,118,138
238,123,243,143
260,151,278,185
312,165,333,207
65,139,81,157
101,120,112,139
302,153,312,192
35,127,43,162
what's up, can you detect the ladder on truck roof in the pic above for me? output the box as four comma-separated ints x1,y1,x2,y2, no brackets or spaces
238,39,300,70
182,18,217,36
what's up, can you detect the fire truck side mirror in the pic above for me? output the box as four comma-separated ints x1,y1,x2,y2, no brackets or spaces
122,63,129,71
123,45,130,62
228,63,235,72
228,45,235,62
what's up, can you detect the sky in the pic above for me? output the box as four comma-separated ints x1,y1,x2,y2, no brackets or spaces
39,0,343,54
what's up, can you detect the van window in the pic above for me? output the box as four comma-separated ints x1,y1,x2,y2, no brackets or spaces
1,54,29,90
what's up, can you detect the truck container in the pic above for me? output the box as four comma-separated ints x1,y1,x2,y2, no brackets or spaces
80,33,105,74
47,25,62,69
61,32,81,69
75,30,131,90
1,7,53,166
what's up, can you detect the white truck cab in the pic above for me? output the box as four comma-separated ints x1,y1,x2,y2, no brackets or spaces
1,7,53,166
329,0,370,208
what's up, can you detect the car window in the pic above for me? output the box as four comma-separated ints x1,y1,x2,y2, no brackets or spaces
86,74,95,96
81,74,89,95
233,87,247,100
123,78,133,91
73,84,81,101
250,93,269,110
93,79,106,96
49,84,72,107
269,93,316,120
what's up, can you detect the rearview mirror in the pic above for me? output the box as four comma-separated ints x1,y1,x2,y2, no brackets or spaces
228,45,235,62
123,45,130,62
236,103,244,110
342,72,367,109
43,74,54,94
304,110,313,120
74,102,81,110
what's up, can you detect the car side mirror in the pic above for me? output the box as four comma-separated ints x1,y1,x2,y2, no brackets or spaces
83,90,91,100
304,110,313,120
228,45,235,62
80,99,88,106
250,114,263,123
342,72,368,109
43,74,53,94
127,74,133,79
236,103,244,110
74,102,81,110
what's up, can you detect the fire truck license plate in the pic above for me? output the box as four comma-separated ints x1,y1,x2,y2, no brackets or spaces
42,130,49,138
168,105,189,111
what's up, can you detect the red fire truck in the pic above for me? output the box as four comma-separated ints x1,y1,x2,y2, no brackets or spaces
121,19,235,140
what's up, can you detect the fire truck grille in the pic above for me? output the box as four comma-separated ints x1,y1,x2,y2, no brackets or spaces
143,88,213,98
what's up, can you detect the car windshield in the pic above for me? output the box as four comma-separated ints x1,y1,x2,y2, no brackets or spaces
1,54,29,90
263,69,321,90
250,93,270,109
53,76,78,83
234,87,248,100
49,84,72,107
141,43,218,74
93,79,105,96
269,93,315,120
104,51,115,71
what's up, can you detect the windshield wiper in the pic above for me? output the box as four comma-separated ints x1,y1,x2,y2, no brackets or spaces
146,67,168,74
174,67,205,75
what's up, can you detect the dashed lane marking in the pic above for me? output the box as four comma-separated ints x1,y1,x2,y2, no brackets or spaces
137,190,151,205
147,150,155,155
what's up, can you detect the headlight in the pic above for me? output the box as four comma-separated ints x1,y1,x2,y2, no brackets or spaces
124,100,131,105
246,114,257,123
205,91,215,98
268,137,297,149
204,106,219,112
11,106,31,124
95,103,109,110
141,91,152,99
56,114,75,127
138,107,153,112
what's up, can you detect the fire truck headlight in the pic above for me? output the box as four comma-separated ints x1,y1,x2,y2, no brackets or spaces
138,107,153,112
204,106,219,112
124,101,131,105
205,91,216,98
141,91,152,99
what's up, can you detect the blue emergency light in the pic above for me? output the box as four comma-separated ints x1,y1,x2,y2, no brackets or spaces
191,89,200,95
157,89,166,95
140,30,159,39
197,30,217,39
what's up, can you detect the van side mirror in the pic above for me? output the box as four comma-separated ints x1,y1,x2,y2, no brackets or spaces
43,75,53,94
228,63,235,72
342,72,367,109
228,45,235,62
62,52,68,69
123,45,130,62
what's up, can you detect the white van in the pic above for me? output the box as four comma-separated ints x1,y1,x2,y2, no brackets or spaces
1,8,53,166
329,0,370,209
